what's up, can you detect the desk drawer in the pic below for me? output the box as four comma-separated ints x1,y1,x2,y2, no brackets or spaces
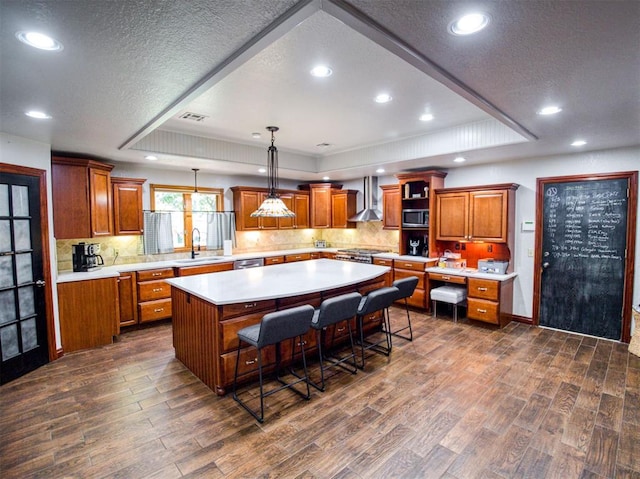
468,278,499,301
467,298,499,324
138,279,171,301
138,298,172,322
428,272,467,285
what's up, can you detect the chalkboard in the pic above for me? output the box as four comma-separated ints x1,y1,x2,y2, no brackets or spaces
539,178,629,340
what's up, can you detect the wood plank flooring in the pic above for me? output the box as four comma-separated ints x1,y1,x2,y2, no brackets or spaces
1,308,639,478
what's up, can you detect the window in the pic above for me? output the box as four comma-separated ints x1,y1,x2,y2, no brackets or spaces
150,184,223,251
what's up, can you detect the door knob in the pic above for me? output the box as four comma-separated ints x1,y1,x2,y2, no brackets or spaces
35,279,46,287
542,262,550,269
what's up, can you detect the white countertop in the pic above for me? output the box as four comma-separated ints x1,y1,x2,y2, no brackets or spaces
166,258,390,305
425,267,517,281
374,253,439,264
56,247,340,283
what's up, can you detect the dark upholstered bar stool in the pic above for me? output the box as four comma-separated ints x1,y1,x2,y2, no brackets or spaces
310,292,362,391
355,286,399,369
232,304,314,423
388,276,419,341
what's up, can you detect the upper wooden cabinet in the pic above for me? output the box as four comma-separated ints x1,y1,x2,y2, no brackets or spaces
279,193,310,229
111,177,145,235
52,156,114,239
231,187,309,231
381,184,401,230
435,184,519,243
331,190,357,228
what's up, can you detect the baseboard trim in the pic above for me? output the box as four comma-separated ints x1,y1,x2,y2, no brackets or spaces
511,314,533,325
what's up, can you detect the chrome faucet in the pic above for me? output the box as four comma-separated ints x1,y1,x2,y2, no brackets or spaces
191,227,201,259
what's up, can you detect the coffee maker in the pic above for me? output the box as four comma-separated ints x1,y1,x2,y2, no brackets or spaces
407,237,423,256
72,242,104,272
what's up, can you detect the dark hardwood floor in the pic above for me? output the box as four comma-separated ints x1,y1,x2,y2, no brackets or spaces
1,307,639,478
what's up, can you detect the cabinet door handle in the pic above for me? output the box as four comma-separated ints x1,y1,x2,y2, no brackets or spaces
443,276,450,280
152,272,162,277
477,287,488,292
476,308,487,313
336,326,346,333
297,340,307,347
244,302,257,309
404,263,413,267
245,358,257,365
153,288,163,293
154,308,164,313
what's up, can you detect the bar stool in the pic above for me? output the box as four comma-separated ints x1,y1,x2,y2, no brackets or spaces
232,304,315,423
389,276,419,341
310,292,362,391
355,286,399,369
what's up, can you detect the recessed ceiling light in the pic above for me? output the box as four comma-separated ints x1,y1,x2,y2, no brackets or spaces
538,105,562,115
145,155,158,161
419,113,434,122
251,132,261,139
453,156,467,163
376,168,385,173
25,110,51,119
16,31,63,51
322,176,330,181
571,140,587,147
310,65,332,77
374,93,392,104
449,13,490,36
258,168,267,173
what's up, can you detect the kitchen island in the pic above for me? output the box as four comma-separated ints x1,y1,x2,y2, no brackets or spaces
166,259,390,395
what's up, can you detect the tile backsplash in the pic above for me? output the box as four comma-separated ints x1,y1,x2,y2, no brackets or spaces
56,222,399,271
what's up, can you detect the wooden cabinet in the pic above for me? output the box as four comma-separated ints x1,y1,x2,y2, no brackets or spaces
393,259,427,308
112,177,145,235
279,193,310,229
57,277,119,352
52,156,114,239
307,183,334,228
231,187,308,231
136,268,174,323
285,252,311,263
467,277,514,327
264,255,284,266
373,257,394,286
331,190,357,228
435,184,518,243
175,261,234,276
381,184,401,229
117,272,137,327
396,171,447,257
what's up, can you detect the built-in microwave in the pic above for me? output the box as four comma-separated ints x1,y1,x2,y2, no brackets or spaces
402,209,429,228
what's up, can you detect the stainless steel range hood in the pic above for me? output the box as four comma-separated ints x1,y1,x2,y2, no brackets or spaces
349,176,382,222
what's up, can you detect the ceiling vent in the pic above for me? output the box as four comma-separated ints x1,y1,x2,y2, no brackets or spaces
178,112,209,122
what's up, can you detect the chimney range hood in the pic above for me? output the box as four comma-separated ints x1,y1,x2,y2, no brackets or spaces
349,176,382,222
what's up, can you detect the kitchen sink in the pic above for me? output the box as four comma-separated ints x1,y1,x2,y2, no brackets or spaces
175,257,230,265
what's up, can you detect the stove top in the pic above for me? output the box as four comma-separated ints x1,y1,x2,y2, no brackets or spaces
335,248,390,263
337,248,389,255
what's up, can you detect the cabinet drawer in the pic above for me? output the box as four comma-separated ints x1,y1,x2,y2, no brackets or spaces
285,253,311,262
373,257,394,267
220,345,276,386
467,298,499,324
221,299,277,319
220,312,265,353
176,262,233,276
137,279,172,301
428,272,467,285
393,269,425,290
138,298,172,322
264,256,284,266
395,260,424,272
406,289,426,309
468,278,499,301
137,268,174,281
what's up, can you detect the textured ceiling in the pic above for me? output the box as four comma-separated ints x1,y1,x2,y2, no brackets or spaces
1,0,639,181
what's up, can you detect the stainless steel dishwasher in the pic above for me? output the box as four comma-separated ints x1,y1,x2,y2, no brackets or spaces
233,258,265,269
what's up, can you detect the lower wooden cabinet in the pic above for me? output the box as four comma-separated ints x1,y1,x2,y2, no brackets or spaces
57,277,119,353
175,261,234,276
373,257,394,286
285,252,311,263
117,273,137,327
264,256,284,266
136,268,174,323
393,259,427,308
467,277,513,326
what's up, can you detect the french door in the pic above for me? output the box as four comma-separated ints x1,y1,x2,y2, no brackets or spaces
0,165,53,384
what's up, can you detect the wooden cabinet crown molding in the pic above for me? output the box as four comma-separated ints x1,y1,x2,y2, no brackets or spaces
434,183,519,194
51,155,114,171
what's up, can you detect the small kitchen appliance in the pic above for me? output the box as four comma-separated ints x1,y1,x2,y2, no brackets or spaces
407,237,423,256
478,259,509,274
402,209,429,228
72,242,104,272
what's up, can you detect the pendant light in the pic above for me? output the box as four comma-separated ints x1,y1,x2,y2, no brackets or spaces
250,126,295,218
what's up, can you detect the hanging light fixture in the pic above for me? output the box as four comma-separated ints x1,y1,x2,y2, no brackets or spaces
251,126,295,218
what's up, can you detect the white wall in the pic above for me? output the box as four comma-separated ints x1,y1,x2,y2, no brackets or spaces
443,146,640,324
0,133,62,349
